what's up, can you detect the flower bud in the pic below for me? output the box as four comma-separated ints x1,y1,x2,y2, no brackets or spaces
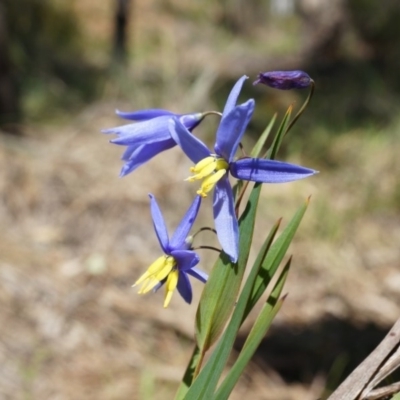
180,112,205,132
253,70,311,90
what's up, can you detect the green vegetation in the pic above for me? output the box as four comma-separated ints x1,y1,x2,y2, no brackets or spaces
1,1,400,399
3,0,103,122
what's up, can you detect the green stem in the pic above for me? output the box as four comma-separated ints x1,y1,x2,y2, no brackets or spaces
285,79,315,136
235,180,250,217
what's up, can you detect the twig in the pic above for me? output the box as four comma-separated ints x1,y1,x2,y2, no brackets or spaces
327,317,400,400
364,382,400,400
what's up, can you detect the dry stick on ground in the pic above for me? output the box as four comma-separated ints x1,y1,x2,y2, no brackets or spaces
327,317,400,400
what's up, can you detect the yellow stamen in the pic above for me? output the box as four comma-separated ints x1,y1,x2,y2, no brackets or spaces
215,158,229,170
134,255,176,294
197,169,227,197
190,156,216,174
186,155,229,196
164,269,179,308
186,157,217,182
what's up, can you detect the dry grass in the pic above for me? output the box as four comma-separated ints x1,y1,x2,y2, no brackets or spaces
1,104,399,400
1,1,400,399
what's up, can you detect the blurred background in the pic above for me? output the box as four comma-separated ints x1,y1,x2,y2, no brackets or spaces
0,0,400,399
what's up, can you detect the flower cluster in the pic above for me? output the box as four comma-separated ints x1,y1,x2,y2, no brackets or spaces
103,72,317,307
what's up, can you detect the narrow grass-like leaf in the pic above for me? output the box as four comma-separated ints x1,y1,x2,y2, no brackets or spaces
186,185,263,399
247,218,282,283
239,217,281,325
214,259,291,400
195,183,262,353
194,253,235,355
265,105,292,160
174,345,201,400
185,199,309,399
245,197,309,318
250,113,277,158
185,283,254,399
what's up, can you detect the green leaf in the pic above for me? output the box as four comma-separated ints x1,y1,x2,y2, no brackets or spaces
195,253,236,354
185,285,252,399
174,345,201,400
240,217,281,324
245,197,309,319
184,198,309,398
265,105,292,160
250,113,277,158
194,183,262,353
187,184,263,399
214,258,291,400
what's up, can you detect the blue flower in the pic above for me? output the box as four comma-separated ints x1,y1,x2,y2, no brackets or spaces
169,75,317,263
253,70,312,90
103,109,205,176
133,194,208,307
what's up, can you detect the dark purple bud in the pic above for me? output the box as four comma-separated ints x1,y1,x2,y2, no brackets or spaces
253,70,311,90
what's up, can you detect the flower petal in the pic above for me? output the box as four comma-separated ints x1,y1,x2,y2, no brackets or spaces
186,266,208,283
230,158,318,183
169,196,202,250
170,249,200,270
169,118,211,164
121,145,135,161
119,139,175,176
177,272,192,304
107,116,172,145
116,109,176,121
213,176,239,263
215,99,255,162
149,194,169,252
222,75,248,115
